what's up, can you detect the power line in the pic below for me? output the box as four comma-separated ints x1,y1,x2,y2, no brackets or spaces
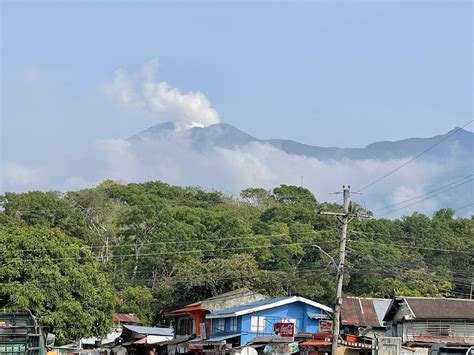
454,203,474,213
355,120,473,193
0,230,334,254
376,178,473,217
1,241,338,264
350,239,474,254
371,175,473,212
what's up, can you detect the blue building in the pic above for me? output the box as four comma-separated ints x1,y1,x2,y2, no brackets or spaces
189,295,332,351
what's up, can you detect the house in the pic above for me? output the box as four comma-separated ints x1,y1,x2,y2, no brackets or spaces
189,295,333,353
165,288,267,354
383,297,474,347
167,288,266,338
80,313,141,349
113,313,141,327
120,325,174,355
341,297,391,338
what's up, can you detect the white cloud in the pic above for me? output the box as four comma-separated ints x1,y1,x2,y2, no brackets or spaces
103,60,220,130
91,132,458,218
2,135,470,218
95,139,139,182
1,162,49,191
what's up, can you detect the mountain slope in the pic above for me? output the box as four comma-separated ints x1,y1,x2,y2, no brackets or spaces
130,122,473,161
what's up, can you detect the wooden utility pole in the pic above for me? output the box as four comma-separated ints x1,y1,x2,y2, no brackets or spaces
319,186,370,355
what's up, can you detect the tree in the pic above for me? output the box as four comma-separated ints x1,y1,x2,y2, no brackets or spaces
67,188,120,262
1,191,91,240
116,286,155,326
0,225,115,344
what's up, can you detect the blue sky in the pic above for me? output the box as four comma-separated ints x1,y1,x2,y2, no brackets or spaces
1,1,473,210
3,1,472,150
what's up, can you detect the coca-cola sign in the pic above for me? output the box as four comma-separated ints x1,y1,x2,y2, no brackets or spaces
273,322,295,337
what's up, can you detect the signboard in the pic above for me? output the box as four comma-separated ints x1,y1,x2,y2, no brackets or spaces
273,322,295,338
319,321,332,333
241,347,258,355
308,312,331,320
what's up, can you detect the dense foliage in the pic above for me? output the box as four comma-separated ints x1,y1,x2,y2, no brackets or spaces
0,181,472,343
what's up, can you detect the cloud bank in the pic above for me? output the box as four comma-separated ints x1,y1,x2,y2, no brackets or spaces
94,132,469,218
2,127,471,218
1,162,49,191
103,60,220,130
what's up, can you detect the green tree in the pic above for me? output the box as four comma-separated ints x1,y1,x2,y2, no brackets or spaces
0,225,115,344
1,191,90,240
116,286,155,326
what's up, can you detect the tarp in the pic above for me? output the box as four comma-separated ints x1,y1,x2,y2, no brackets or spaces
122,325,174,336
190,332,245,344
300,340,332,346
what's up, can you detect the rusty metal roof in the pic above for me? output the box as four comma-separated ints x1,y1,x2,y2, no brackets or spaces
113,313,141,324
411,336,474,346
405,297,474,319
341,297,390,327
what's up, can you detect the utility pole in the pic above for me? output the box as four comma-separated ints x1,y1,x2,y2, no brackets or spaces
318,186,370,355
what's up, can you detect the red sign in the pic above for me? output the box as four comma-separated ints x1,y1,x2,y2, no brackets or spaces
319,321,332,333
273,322,295,337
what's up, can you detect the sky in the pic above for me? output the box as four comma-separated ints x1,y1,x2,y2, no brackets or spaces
1,0,473,216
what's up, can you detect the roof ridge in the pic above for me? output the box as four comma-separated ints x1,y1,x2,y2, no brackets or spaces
401,296,473,301
344,296,391,301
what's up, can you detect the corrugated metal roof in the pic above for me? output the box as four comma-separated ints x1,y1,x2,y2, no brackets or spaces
341,297,390,327
411,336,474,345
113,313,141,324
373,299,391,325
123,325,174,336
300,340,332,346
405,298,474,319
190,332,245,343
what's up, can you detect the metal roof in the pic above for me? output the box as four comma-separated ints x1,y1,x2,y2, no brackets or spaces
190,332,245,343
373,299,391,324
113,313,141,324
406,298,474,319
122,324,174,336
411,336,474,346
341,297,390,327
208,296,332,319
384,297,474,321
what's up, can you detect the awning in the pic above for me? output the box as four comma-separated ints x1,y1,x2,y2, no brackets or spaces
300,340,332,347
307,312,331,320
190,332,245,344
248,336,294,344
230,344,266,352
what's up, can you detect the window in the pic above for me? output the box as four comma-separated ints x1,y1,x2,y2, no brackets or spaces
177,318,193,335
214,318,225,333
250,316,266,335
229,317,238,332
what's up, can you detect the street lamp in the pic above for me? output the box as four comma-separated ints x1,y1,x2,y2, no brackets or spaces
312,244,337,268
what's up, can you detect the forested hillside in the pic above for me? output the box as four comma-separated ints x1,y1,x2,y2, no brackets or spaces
1,180,472,343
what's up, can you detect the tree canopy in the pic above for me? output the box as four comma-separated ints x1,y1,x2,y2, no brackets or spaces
1,180,472,343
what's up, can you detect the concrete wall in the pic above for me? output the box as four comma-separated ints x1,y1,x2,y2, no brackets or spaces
202,291,266,312
375,337,402,355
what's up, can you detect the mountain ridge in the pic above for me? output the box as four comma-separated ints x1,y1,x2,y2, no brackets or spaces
129,121,473,161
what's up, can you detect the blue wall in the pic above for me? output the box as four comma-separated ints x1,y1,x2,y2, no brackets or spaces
211,301,329,346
